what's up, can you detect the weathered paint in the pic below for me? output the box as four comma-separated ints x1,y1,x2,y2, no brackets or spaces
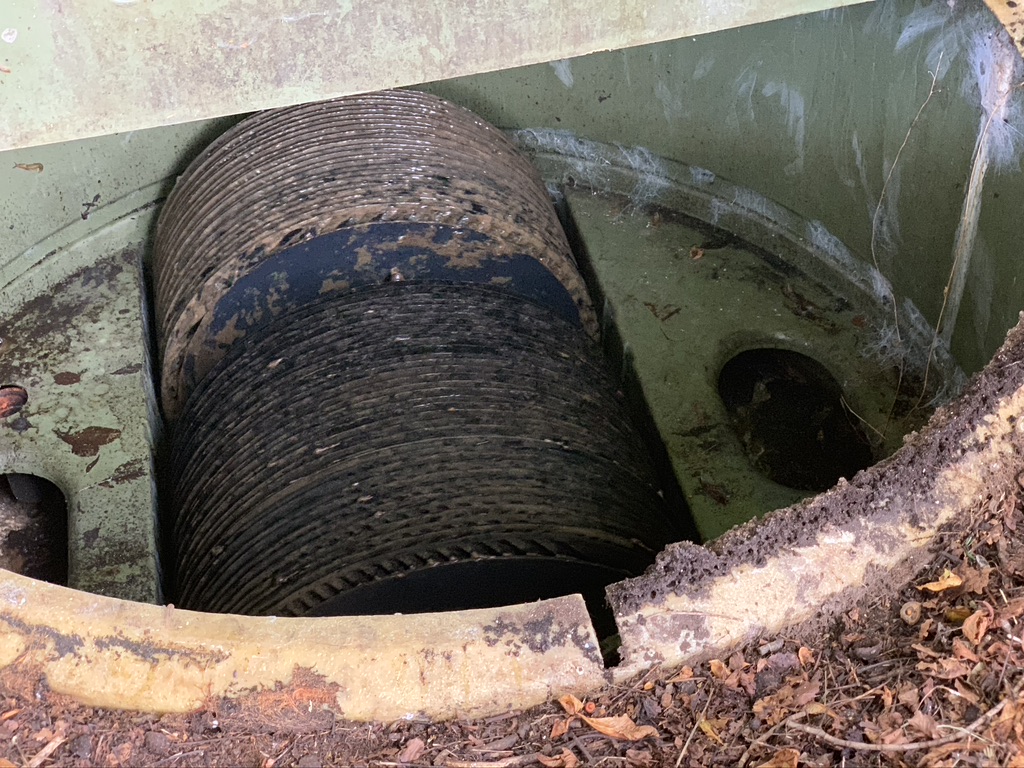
0,579,605,721
0,230,160,603
0,0,865,151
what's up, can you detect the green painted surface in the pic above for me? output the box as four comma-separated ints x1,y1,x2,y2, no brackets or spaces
0,237,160,603
0,0,862,152
423,4,1024,374
524,138,957,538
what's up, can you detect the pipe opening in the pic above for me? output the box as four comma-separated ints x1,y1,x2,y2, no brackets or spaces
0,474,68,585
718,348,874,492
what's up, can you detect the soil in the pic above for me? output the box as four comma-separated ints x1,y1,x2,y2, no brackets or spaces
1,478,1023,768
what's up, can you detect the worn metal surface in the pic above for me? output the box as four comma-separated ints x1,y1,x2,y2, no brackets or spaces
0,210,160,603
0,0,864,152
521,137,960,539
0,578,605,720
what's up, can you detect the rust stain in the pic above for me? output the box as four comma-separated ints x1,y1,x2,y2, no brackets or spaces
55,426,121,457
98,459,147,488
235,666,342,731
53,372,82,386
643,302,681,322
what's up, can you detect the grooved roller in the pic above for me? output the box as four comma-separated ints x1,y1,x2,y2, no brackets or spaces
170,284,680,617
153,90,596,421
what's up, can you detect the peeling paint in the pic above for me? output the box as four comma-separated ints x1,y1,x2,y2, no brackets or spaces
550,59,574,89
55,426,121,457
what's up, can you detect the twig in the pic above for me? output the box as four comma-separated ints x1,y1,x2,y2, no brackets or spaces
675,684,714,767
785,685,1013,753
440,755,540,768
153,750,208,768
868,51,942,437
737,713,804,768
572,733,594,763
26,735,67,768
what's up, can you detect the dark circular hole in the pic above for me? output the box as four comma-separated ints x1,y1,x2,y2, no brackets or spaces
0,474,68,585
717,348,874,492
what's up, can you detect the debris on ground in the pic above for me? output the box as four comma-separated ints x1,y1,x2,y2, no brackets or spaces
2,482,1023,766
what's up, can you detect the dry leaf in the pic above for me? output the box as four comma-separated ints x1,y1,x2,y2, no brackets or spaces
959,565,992,594
897,684,919,709
666,666,694,683
398,737,426,764
797,647,815,667
945,606,973,623
709,659,729,680
557,694,584,715
907,710,941,740
954,679,981,705
697,718,724,745
550,717,574,740
918,617,935,641
998,597,1024,622
624,748,654,767
962,610,991,645
911,643,941,659
952,638,980,662
917,657,970,680
581,714,659,741
538,748,579,768
917,569,963,592
881,686,894,709
791,678,820,707
755,747,801,768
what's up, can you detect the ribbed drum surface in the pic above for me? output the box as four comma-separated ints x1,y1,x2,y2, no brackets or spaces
153,90,595,420
171,284,679,617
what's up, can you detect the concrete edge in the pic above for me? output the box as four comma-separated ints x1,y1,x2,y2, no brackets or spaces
609,314,1024,679
0,580,605,721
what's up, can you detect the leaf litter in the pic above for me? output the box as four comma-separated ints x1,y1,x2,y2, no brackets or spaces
2,483,1024,766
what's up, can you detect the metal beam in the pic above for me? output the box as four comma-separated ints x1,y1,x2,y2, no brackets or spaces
0,0,865,151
